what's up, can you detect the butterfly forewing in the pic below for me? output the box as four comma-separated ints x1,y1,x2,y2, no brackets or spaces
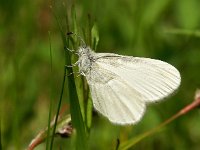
94,56,181,102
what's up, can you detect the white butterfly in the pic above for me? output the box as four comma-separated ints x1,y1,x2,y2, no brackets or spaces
76,46,181,125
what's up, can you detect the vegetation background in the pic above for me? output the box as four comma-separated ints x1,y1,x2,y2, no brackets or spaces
1,0,200,149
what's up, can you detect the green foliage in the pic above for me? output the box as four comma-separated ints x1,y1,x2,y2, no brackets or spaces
1,0,200,149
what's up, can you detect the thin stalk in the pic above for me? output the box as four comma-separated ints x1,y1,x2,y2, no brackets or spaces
49,67,66,149
119,90,200,150
46,31,53,150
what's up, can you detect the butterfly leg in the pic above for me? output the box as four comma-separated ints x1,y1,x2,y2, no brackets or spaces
64,45,75,53
65,60,79,68
65,62,81,77
64,46,79,56
65,71,81,77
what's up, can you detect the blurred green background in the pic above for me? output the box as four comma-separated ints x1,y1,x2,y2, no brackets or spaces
1,0,200,149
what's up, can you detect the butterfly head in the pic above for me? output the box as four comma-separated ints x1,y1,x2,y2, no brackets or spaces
77,46,92,56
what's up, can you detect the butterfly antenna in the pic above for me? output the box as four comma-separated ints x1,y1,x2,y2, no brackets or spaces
67,32,87,48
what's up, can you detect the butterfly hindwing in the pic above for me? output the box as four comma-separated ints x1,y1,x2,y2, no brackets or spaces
88,68,146,124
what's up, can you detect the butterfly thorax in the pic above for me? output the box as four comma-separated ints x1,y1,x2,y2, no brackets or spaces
77,47,95,76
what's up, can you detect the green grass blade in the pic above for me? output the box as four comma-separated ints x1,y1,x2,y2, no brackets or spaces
46,31,53,150
52,4,87,149
50,3,88,149
91,23,99,50
69,6,88,150
86,94,93,131
164,28,200,37
85,23,99,130
49,65,67,150
71,5,86,123
48,7,67,149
